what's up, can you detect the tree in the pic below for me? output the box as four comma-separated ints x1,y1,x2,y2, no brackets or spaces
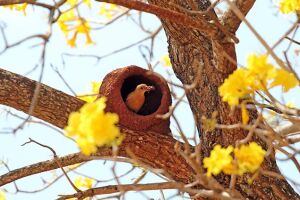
0,0,300,199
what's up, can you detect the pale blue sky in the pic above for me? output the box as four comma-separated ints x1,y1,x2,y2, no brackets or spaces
0,1,299,199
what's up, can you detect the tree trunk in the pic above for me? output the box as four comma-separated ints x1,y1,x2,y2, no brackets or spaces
148,0,300,199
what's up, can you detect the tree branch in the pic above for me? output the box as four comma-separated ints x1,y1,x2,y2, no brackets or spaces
0,68,84,129
96,0,219,39
57,182,182,200
0,67,194,187
275,122,300,136
0,153,92,186
143,0,300,198
221,0,256,33
57,182,235,200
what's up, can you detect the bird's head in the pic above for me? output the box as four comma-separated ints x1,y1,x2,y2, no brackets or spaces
136,84,155,94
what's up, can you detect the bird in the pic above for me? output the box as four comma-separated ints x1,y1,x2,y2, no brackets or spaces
125,83,155,113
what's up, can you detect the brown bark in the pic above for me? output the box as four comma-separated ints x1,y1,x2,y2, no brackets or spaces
0,68,193,185
0,69,84,129
221,0,256,32
0,127,193,187
146,0,299,199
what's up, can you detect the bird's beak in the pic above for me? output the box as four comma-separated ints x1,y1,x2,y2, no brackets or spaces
146,86,155,92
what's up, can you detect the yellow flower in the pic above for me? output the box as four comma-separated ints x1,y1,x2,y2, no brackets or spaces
83,0,92,8
203,145,233,177
4,3,28,15
222,162,239,175
219,53,298,106
203,142,266,176
58,10,95,47
246,54,275,90
279,0,300,13
286,101,296,108
66,0,91,7
77,21,90,33
77,138,97,155
234,142,266,174
78,81,102,103
65,97,122,155
68,20,95,48
85,33,95,45
99,3,119,20
74,176,94,189
67,32,78,48
219,68,250,105
91,81,102,92
161,54,172,67
58,9,76,34
241,103,249,125
67,0,77,6
269,69,298,92
0,191,5,200
246,54,274,75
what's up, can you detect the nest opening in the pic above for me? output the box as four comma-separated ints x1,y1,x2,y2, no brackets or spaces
121,75,162,115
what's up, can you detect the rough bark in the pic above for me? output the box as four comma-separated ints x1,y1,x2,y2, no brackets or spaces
0,69,84,129
146,0,299,199
0,127,194,187
0,68,194,186
221,0,256,32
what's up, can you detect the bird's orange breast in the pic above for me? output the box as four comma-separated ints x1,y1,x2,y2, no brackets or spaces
125,92,145,113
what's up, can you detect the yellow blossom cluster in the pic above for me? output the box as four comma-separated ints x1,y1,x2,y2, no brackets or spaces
234,142,266,174
161,54,172,67
3,3,28,15
57,2,123,47
203,145,233,177
219,54,298,106
65,97,122,155
203,142,266,177
58,9,94,48
74,176,94,189
78,81,102,103
279,0,300,13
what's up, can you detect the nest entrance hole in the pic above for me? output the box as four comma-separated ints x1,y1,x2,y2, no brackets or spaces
121,75,162,115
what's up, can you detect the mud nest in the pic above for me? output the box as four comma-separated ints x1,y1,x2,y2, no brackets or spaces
99,66,171,135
